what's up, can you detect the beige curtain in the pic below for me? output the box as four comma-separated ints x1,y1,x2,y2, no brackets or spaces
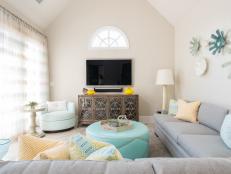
0,6,49,138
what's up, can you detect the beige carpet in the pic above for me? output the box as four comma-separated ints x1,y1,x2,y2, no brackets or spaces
4,123,171,160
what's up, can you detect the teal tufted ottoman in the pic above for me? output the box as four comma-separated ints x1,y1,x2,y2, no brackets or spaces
86,121,150,160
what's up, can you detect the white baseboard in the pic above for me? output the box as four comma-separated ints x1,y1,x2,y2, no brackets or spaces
139,116,154,124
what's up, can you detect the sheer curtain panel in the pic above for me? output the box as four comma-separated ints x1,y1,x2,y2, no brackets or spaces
0,6,49,138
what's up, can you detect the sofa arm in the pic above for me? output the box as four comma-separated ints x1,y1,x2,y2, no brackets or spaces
67,102,75,114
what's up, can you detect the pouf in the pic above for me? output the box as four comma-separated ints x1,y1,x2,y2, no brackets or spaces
86,121,149,160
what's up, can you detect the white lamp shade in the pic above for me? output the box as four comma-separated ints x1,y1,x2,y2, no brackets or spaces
156,69,174,85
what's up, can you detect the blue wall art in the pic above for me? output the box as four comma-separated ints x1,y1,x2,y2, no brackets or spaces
209,29,226,55
190,37,201,56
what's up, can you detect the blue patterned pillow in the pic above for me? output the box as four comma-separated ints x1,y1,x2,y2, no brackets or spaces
69,134,110,160
86,145,123,161
220,114,231,149
69,134,96,160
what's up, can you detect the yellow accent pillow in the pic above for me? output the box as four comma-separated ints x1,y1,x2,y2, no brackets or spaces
18,134,62,160
175,99,201,123
33,143,69,160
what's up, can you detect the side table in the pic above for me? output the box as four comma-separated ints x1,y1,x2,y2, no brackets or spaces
24,108,46,137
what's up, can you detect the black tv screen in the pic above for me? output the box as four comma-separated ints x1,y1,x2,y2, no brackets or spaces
86,59,132,86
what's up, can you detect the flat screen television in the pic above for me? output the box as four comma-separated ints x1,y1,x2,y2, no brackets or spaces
86,59,132,86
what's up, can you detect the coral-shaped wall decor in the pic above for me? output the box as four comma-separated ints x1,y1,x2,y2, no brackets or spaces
190,37,201,56
209,29,226,55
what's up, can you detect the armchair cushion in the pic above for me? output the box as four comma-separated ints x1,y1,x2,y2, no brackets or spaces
41,111,75,122
47,101,67,112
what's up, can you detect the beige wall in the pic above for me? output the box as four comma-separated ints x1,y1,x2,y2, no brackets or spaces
175,0,231,108
46,0,174,116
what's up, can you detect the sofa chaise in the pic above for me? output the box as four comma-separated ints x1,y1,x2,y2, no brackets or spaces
0,158,231,174
154,102,231,157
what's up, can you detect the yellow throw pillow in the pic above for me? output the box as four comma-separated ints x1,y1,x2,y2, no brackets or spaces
33,143,69,160
175,99,201,123
18,134,62,160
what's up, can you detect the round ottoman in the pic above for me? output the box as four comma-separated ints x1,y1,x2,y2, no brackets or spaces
86,121,149,159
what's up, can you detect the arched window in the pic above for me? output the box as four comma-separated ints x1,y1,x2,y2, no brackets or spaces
90,26,129,49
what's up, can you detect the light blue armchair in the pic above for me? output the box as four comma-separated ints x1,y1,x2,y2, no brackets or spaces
40,102,76,132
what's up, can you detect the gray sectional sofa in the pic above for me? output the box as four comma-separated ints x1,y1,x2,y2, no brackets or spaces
154,103,231,157
1,158,231,174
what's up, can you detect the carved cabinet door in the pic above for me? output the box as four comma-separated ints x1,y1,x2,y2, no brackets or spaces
79,97,93,121
124,96,138,120
93,97,108,121
109,96,122,119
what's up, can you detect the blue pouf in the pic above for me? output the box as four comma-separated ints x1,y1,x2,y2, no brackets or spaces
0,139,11,159
86,121,150,160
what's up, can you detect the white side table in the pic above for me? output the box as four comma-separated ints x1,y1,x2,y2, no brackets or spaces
24,108,46,138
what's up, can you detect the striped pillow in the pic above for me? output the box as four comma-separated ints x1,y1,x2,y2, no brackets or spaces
86,145,123,161
18,135,62,160
69,134,109,160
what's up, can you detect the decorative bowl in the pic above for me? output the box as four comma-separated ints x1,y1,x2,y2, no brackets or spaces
124,87,134,95
87,90,96,95
101,117,132,132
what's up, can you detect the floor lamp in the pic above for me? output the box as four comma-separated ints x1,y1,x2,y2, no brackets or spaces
156,69,174,113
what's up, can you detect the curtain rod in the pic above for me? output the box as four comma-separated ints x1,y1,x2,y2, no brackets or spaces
0,5,47,38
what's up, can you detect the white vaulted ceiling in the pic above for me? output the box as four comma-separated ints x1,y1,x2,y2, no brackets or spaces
0,0,73,30
147,0,200,25
0,0,199,30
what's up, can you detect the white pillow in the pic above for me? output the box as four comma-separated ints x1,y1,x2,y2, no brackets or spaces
47,101,67,112
220,114,231,149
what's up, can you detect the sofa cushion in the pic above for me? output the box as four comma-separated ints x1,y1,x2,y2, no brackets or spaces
154,114,182,127
47,101,67,112
136,158,231,174
178,135,231,157
198,103,228,132
162,122,218,142
0,160,154,174
41,111,75,121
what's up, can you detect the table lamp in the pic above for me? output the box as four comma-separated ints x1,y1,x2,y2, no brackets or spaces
156,69,174,112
